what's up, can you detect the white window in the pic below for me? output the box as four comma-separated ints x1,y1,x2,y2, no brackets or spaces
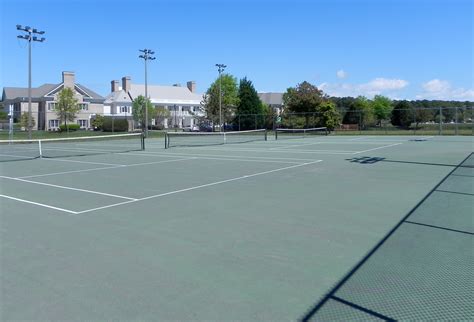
77,119,88,128
48,102,57,111
120,106,130,113
78,103,88,111
49,119,59,128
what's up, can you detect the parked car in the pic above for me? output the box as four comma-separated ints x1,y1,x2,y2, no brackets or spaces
183,125,200,132
199,124,213,132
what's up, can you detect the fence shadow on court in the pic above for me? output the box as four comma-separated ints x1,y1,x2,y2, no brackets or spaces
301,153,473,321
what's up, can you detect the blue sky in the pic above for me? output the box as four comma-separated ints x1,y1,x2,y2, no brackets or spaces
1,0,472,100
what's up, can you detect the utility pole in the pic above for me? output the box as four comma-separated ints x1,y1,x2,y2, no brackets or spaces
215,64,226,132
139,49,155,137
17,25,45,140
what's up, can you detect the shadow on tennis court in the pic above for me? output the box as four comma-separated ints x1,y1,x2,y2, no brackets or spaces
302,153,473,321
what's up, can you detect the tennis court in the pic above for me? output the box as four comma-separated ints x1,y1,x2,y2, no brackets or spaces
1,132,472,320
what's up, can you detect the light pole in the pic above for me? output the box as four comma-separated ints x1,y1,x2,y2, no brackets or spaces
215,64,226,132
139,49,155,137
17,25,45,140
174,104,177,132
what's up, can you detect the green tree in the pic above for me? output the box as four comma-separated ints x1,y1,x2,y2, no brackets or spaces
342,96,373,128
0,110,8,120
371,95,392,126
154,106,171,129
318,101,341,130
354,96,374,129
91,115,105,130
200,74,239,130
282,81,327,128
261,102,277,129
235,77,263,130
283,81,325,114
55,88,80,126
391,100,413,128
20,112,36,130
414,107,433,128
132,95,156,129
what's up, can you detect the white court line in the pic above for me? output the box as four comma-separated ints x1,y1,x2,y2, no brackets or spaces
20,165,125,179
126,151,319,162
0,194,77,215
0,153,37,160
20,158,195,179
349,137,366,141
352,143,403,154
0,176,137,200
181,147,355,155
123,152,304,164
43,158,126,166
269,142,324,150
77,159,323,214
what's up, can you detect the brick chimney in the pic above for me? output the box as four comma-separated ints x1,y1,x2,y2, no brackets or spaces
187,81,196,93
111,80,120,92
122,76,131,92
62,71,75,89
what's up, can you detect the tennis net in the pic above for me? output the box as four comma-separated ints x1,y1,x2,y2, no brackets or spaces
275,127,328,140
0,133,145,162
165,129,267,148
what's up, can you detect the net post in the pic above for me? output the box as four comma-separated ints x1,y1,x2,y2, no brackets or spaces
164,133,168,149
141,133,145,150
275,129,278,140
38,140,43,158
264,130,267,141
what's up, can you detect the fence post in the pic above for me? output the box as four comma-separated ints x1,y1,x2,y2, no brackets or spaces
439,106,442,135
455,106,458,135
238,115,241,131
413,108,416,135
358,111,362,135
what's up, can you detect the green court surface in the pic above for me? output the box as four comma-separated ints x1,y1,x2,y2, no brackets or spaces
1,135,472,320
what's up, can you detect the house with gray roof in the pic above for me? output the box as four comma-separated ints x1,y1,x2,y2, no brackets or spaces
258,92,284,114
2,71,104,131
105,76,202,129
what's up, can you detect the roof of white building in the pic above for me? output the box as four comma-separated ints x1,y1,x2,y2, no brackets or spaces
129,84,202,105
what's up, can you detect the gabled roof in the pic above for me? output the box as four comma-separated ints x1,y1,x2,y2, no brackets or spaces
3,84,57,101
2,83,104,102
258,92,284,106
104,90,132,104
129,84,202,104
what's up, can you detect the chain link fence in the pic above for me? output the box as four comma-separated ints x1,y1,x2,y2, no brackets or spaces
1,106,472,140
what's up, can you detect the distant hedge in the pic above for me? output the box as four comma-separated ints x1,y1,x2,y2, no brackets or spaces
59,124,80,132
102,118,128,132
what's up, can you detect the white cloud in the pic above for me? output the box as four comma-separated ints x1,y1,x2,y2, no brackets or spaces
422,79,450,93
336,69,347,79
319,77,409,98
417,79,474,100
361,78,409,91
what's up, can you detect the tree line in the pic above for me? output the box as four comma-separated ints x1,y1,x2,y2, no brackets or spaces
197,76,473,131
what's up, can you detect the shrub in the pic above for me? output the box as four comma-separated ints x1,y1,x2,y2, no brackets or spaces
102,118,128,132
59,123,80,132
91,115,105,131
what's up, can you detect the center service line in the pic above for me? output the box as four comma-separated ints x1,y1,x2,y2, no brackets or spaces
77,159,323,215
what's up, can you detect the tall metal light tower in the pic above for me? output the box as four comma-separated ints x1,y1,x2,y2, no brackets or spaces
139,49,155,137
17,25,46,139
215,64,226,132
